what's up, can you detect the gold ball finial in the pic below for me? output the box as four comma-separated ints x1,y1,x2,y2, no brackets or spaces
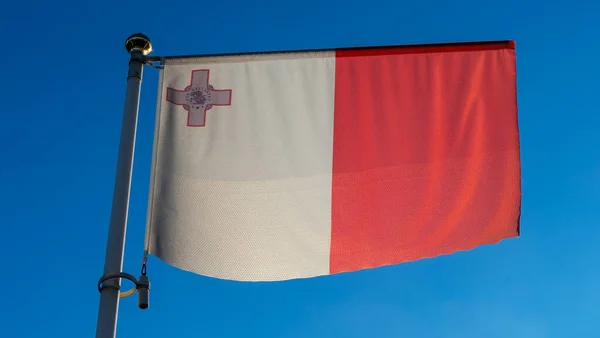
125,33,152,56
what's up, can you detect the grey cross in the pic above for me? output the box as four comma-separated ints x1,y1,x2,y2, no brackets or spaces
166,69,232,127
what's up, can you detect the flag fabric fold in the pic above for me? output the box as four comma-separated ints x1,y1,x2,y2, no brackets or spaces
144,41,521,281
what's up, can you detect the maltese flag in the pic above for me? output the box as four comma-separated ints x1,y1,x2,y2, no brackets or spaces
144,41,521,281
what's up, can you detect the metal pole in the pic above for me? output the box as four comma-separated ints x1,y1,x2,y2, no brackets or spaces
95,33,152,338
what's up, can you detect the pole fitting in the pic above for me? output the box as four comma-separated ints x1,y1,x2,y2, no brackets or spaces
137,275,150,309
97,272,151,310
125,33,152,56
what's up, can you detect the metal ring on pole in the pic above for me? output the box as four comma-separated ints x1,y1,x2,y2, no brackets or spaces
98,272,139,299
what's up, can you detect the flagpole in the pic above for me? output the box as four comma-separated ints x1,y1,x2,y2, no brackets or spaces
95,33,152,338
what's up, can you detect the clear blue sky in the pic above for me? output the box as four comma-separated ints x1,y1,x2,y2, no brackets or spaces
1,0,598,337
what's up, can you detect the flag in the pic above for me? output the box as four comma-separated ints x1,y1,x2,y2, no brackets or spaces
144,41,521,282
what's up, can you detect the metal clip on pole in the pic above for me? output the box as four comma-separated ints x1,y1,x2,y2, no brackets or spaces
97,272,151,310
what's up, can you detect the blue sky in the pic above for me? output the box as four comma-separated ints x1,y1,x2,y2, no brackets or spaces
1,0,598,337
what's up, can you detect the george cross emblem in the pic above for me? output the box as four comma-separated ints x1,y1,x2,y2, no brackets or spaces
166,69,232,127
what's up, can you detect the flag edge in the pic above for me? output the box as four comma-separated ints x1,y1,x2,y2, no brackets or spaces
147,40,516,63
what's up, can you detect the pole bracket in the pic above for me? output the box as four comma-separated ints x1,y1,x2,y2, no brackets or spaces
97,272,151,309
131,53,163,69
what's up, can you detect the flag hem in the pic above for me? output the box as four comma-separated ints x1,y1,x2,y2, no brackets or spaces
146,40,515,63
143,58,166,256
